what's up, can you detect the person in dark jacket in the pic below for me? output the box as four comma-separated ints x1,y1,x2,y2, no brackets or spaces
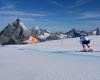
80,35,92,52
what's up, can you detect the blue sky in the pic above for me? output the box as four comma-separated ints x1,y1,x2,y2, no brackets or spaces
0,0,100,32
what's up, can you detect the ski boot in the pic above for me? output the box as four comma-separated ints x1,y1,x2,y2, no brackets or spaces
88,48,93,52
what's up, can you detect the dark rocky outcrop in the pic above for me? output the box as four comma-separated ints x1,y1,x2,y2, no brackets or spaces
31,26,67,41
66,28,88,38
0,19,31,45
47,32,67,40
31,26,50,41
88,28,100,35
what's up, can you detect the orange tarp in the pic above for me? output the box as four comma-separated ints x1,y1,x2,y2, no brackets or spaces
31,37,38,43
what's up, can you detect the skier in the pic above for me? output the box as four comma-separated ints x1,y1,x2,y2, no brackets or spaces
80,34,93,52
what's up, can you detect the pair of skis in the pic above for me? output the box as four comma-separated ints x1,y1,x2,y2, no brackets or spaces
80,48,93,52
52,50,100,53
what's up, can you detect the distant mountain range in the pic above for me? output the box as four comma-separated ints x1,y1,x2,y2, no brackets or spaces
31,26,50,41
0,19,100,45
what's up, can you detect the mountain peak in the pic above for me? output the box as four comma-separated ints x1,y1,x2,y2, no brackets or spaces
32,26,40,30
0,19,31,45
14,18,28,30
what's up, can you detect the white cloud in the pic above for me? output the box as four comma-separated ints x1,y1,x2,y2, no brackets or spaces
0,5,14,10
0,11,47,17
78,12,100,19
0,0,18,10
50,0,59,5
0,10,49,28
49,0,66,8
49,0,90,9
68,0,91,8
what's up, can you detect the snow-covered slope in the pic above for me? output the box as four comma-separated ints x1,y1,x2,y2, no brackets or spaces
29,35,100,53
0,45,100,80
19,21,29,31
0,35,100,80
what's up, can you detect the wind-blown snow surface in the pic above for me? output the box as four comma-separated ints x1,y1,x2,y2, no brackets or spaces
0,35,100,80
28,35,100,54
